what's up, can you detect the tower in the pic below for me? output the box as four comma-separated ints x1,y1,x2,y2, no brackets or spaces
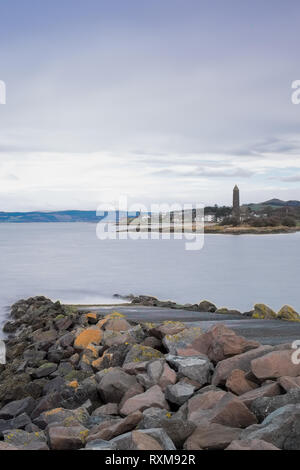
232,185,240,221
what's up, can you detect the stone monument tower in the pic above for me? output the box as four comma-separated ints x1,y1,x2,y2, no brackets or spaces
232,185,240,221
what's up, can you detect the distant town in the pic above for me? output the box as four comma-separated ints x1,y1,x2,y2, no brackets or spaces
1,186,300,229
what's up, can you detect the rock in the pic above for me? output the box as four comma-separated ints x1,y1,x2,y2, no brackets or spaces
278,375,300,392
34,406,89,429
84,312,99,324
87,411,142,441
250,388,300,422
185,422,241,450
97,367,138,403
74,328,103,350
0,442,20,450
252,304,277,320
139,407,196,448
92,403,119,416
124,344,164,364
191,324,260,363
85,439,117,450
187,390,227,423
166,354,213,386
120,385,169,416
48,425,89,450
165,382,195,406
146,360,177,391
123,361,149,375
251,349,300,379
150,321,186,339
163,327,203,355
0,373,32,404
239,382,281,407
110,428,176,450
277,305,300,321
0,397,36,419
212,345,273,386
186,390,257,428
141,336,162,350
3,429,49,450
31,392,63,420
241,404,300,449
226,439,280,450
31,362,58,379
226,369,258,396
119,383,145,410
104,317,132,332
216,308,241,315
210,393,258,428
198,300,217,312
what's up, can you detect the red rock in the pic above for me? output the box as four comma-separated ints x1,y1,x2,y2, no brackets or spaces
119,383,145,409
87,411,142,441
251,350,300,380
191,324,260,363
120,385,169,416
210,393,258,428
131,431,163,450
48,426,89,450
226,439,280,450
226,369,258,396
212,346,273,386
278,375,300,392
187,390,227,423
0,442,21,450
150,322,186,339
185,423,241,450
239,382,281,406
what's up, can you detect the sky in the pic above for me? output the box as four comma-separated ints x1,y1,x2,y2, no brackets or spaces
1,0,300,210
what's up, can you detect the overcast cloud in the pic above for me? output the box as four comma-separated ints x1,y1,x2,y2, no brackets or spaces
1,0,300,210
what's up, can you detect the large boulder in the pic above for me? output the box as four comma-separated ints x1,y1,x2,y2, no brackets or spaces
187,389,227,424
124,344,164,364
198,300,217,312
239,382,281,407
74,328,102,350
139,407,195,448
3,429,49,450
97,367,138,403
163,327,203,355
191,324,260,363
225,369,258,396
110,428,176,450
166,354,213,386
185,422,241,450
252,304,277,320
226,439,280,450
150,321,186,339
277,305,300,321
278,376,300,392
165,382,195,406
146,360,177,391
87,411,142,441
251,349,300,380
120,385,169,416
47,425,89,450
212,346,273,386
250,388,300,422
0,397,36,420
240,404,300,449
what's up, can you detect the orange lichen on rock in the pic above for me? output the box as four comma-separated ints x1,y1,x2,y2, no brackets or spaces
74,328,103,349
67,380,79,389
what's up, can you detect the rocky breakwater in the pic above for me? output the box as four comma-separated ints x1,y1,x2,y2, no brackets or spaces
128,295,300,322
0,296,300,450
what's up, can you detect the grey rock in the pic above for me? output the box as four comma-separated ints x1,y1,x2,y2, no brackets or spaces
110,427,176,450
241,404,300,450
139,408,196,447
84,439,117,450
0,397,36,420
165,382,195,406
166,354,213,386
251,388,300,422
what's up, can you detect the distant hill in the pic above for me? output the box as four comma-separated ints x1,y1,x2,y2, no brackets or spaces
246,199,300,210
0,210,129,223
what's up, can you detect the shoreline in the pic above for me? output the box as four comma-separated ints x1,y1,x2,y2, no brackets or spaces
0,295,300,450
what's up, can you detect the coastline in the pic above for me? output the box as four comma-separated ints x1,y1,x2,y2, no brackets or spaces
0,295,300,450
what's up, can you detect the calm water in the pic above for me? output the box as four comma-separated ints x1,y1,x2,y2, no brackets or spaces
0,223,300,330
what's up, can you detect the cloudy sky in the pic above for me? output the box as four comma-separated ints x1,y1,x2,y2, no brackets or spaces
1,0,300,210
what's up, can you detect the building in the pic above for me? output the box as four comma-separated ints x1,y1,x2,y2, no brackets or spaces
232,185,240,221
